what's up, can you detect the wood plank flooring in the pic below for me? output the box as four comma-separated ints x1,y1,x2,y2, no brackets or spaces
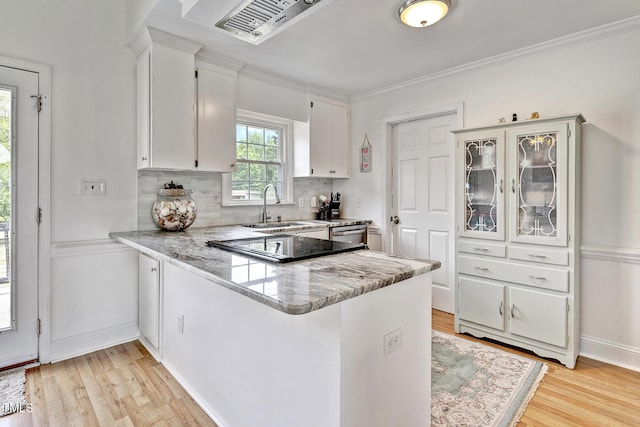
2,310,639,426
0,341,216,427
433,309,640,427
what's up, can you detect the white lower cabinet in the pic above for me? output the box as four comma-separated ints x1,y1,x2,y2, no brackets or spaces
138,253,162,359
458,278,505,331
509,287,567,348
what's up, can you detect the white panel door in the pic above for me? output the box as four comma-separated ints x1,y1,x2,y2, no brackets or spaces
391,113,457,312
0,66,39,368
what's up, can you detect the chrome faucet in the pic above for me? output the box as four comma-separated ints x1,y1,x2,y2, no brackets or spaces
261,184,281,223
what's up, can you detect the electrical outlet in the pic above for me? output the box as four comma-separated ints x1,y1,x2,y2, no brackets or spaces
383,328,402,356
80,179,106,196
177,313,184,334
298,197,304,208
311,196,317,207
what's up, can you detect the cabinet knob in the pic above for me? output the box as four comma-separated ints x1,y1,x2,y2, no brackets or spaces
511,304,516,318
499,179,504,194
499,302,503,316
511,179,516,193
151,267,157,272
141,156,148,161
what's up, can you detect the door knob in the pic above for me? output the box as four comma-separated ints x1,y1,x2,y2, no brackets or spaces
390,215,400,224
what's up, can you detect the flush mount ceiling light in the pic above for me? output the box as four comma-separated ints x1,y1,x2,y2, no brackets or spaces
398,0,451,28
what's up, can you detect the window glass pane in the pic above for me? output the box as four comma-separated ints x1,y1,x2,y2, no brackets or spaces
236,142,248,160
250,182,266,200
0,89,12,331
249,163,266,182
266,164,279,183
265,129,278,146
231,181,249,200
234,162,249,180
236,125,247,143
248,127,264,144
265,145,278,162
247,143,264,161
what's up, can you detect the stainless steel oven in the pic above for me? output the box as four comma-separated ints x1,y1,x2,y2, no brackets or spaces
329,224,367,244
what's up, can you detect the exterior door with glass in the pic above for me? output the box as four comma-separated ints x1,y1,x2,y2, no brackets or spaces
0,65,39,368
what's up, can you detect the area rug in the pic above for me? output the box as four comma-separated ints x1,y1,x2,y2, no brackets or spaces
431,331,547,427
0,368,28,417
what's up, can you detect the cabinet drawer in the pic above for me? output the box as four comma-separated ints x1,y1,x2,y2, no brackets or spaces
458,255,569,292
458,241,506,258
509,246,569,266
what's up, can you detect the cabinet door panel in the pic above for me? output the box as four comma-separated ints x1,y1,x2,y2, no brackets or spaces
458,130,506,240
508,122,568,246
310,101,332,176
139,253,160,348
196,68,237,172
329,104,350,177
458,277,505,331
510,288,567,348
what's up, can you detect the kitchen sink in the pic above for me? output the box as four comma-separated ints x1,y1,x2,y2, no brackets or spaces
243,221,310,229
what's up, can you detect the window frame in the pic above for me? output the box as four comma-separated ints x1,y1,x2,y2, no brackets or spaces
222,109,293,206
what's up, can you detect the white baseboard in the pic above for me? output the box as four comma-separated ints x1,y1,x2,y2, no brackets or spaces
161,359,227,427
580,334,640,373
50,321,139,363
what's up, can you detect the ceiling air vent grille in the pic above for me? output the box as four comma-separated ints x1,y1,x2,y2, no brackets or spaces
216,0,323,44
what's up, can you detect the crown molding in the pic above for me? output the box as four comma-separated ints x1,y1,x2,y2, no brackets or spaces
129,26,203,56
352,14,640,101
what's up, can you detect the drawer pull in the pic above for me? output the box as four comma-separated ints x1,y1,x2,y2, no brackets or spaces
473,247,489,253
528,275,547,282
474,266,489,273
528,254,548,260
499,302,503,316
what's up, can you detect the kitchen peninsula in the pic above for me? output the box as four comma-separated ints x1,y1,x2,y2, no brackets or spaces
111,225,440,427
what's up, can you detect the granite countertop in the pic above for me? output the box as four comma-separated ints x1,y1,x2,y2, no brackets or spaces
110,221,440,315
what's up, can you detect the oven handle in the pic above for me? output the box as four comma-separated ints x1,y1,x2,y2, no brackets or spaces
332,229,367,237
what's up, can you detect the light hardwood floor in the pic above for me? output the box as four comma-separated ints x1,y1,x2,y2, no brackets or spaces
0,341,216,427
2,310,639,426
433,309,640,427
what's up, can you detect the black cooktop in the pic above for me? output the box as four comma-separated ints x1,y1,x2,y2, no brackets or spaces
206,234,367,263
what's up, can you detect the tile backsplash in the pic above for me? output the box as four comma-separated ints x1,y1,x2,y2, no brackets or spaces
138,170,332,230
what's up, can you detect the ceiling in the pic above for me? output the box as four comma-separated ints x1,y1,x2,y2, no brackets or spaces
143,0,640,98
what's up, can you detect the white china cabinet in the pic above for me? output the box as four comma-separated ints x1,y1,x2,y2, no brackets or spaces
453,114,584,368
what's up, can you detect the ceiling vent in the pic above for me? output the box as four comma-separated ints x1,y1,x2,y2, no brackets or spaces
216,0,324,44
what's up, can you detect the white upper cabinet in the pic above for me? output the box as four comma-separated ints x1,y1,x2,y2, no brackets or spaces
294,99,350,178
136,29,202,170
195,67,237,172
457,129,506,241
507,122,569,246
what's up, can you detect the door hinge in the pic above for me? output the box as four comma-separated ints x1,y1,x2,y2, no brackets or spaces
30,94,42,112
37,207,42,224
37,319,41,335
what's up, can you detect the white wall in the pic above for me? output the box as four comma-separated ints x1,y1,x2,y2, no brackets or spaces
336,23,640,370
0,0,139,361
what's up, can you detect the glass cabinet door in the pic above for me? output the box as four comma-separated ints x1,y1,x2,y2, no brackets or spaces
509,124,568,246
458,131,505,240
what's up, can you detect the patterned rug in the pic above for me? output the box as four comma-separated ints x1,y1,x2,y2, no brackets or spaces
432,331,547,427
0,368,28,417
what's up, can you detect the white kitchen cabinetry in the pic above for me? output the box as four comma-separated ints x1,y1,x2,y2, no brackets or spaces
136,29,202,170
138,253,162,359
195,67,237,172
453,114,584,368
294,99,350,178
